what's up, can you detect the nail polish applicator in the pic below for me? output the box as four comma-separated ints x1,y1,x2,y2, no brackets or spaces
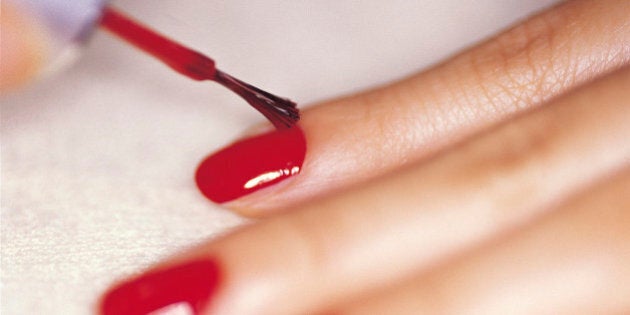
8,0,300,129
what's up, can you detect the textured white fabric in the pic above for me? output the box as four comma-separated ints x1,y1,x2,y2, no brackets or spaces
1,1,557,314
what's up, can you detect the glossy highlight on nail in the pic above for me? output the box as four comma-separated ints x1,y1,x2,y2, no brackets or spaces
100,260,220,315
196,126,306,203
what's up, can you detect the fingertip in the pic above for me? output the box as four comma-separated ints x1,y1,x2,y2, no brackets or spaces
99,259,222,315
209,108,355,217
195,126,307,210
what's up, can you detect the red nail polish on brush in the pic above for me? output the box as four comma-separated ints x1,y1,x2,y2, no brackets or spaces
100,260,220,315
196,126,306,203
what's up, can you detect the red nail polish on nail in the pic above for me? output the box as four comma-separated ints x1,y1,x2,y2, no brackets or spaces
100,260,221,315
196,126,306,203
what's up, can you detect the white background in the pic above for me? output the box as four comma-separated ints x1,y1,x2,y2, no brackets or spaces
2,1,557,313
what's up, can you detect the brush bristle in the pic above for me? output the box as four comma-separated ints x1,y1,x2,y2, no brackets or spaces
214,70,300,129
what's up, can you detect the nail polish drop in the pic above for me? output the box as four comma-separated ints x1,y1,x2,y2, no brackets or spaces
99,7,299,129
195,126,306,203
100,260,220,315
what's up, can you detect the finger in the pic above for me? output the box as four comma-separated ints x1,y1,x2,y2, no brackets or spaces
100,66,630,315
0,2,49,92
202,0,630,214
336,169,630,315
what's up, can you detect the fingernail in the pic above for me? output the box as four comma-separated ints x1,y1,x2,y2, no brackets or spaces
195,126,307,203
100,260,221,315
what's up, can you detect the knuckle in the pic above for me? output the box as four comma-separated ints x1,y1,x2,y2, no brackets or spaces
453,112,560,211
475,113,558,176
491,115,558,171
461,2,579,114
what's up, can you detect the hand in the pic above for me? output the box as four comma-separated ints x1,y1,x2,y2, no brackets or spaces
100,1,630,314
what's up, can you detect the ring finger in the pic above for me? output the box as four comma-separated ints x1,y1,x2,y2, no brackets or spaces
334,168,630,315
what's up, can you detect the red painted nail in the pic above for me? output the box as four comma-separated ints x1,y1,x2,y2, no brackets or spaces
100,260,221,315
195,126,307,203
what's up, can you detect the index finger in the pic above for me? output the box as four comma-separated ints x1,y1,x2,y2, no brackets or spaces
195,0,630,215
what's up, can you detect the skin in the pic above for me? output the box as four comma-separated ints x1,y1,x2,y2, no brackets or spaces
153,1,630,314
0,2,48,92
227,0,630,214
204,67,630,315
4,0,629,314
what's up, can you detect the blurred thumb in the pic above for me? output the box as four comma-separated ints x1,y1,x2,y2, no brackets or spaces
1,2,48,92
